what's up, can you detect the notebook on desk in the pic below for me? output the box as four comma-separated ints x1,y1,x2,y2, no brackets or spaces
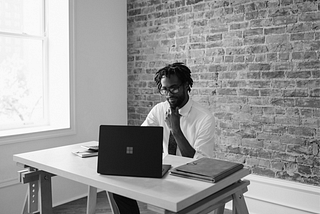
97,125,171,178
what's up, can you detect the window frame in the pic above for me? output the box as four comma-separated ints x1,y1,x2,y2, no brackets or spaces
0,0,76,145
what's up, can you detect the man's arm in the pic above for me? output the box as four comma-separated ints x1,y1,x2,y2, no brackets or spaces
169,106,215,159
192,115,215,159
171,126,195,158
166,107,195,158
141,106,159,126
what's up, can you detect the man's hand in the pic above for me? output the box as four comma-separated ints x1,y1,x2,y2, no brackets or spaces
165,107,181,133
165,107,196,158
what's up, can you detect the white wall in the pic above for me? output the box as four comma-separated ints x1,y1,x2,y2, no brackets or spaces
0,1,127,213
225,174,320,214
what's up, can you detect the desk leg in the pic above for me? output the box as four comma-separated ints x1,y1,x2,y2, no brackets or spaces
86,187,120,214
213,204,225,214
22,180,39,214
232,191,249,214
19,169,54,214
87,186,97,214
22,194,31,214
39,172,53,214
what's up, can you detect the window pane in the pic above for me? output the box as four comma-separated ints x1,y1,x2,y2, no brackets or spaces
0,36,46,130
0,0,43,36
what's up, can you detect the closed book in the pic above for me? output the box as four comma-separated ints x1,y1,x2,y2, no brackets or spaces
171,157,244,183
170,168,216,182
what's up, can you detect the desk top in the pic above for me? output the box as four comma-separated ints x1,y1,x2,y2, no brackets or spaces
13,142,250,212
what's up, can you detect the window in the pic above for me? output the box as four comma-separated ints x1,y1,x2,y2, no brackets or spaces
0,0,74,143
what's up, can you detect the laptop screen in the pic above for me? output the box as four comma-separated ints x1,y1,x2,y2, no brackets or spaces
97,125,166,178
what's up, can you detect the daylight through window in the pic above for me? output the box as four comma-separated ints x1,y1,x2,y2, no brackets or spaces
0,0,72,139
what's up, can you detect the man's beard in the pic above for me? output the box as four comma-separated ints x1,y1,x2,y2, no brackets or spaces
167,93,185,109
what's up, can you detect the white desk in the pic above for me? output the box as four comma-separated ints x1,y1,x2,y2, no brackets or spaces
14,142,250,214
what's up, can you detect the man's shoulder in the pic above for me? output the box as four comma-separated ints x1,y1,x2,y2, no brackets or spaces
190,100,214,119
154,100,169,107
151,100,169,111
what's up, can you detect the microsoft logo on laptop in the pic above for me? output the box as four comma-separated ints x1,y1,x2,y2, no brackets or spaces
126,147,133,154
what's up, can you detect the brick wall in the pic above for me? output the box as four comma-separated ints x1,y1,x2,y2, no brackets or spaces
127,0,320,186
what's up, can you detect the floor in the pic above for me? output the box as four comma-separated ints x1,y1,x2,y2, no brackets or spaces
53,191,233,214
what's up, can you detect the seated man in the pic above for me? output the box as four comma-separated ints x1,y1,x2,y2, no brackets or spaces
112,62,215,213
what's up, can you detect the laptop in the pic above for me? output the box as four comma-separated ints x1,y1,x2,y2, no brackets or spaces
97,125,171,178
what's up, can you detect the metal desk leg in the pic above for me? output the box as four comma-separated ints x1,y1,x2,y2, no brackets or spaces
213,204,225,214
39,172,53,214
232,191,249,214
19,169,54,214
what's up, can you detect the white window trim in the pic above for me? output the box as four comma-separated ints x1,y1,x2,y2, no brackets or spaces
0,0,76,145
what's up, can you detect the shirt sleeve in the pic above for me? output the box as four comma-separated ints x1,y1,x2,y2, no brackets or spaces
141,105,160,126
193,115,215,159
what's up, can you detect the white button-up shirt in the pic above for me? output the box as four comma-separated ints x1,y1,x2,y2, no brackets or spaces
142,98,215,159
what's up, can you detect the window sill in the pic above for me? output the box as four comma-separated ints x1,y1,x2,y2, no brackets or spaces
0,126,76,145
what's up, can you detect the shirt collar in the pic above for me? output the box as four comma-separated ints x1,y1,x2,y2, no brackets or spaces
178,98,192,117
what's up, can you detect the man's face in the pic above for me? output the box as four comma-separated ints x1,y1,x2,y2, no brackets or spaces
160,74,189,109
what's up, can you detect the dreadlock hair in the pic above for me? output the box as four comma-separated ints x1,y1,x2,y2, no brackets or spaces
154,62,193,92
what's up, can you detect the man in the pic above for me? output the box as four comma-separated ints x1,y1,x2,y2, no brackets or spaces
112,62,215,213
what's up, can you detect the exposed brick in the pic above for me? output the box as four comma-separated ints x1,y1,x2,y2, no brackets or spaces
270,7,297,17
288,126,316,137
248,63,271,71
290,32,315,41
250,18,273,27
286,22,313,33
271,160,285,170
283,89,309,97
279,52,290,61
272,152,296,162
242,138,264,148
301,118,320,128
247,97,269,105
206,34,223,42
238,88,259,96
299,11,320,21
260,89,282,97
252,166,275,177
270,98,295,107
276,171,306,183
229,22,249,30
266,34,289,44
296,98,320,108
265,141,286,152
234,55,245,62
243,28,263,37
186,0,204,5
272,80,296,88
244,36,266,45
273,15,298,25
297,61,320,70
261,71,285,79
246,45,268,54
310,89,320,97
286,71,311,79
264,26,286,35
127,0,320,186
275,116,300,125
247,80,271,88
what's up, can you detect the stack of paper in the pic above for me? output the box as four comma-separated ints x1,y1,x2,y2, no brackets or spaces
170,157,244,183
72,142,99,158
72,149,98,158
